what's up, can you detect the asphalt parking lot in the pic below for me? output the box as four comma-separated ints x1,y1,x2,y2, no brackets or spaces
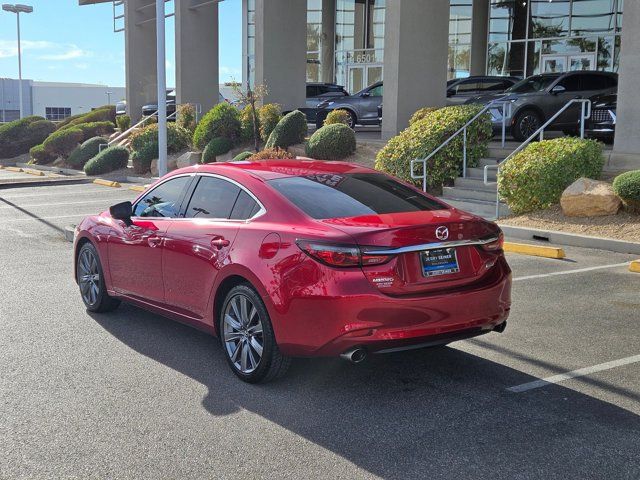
1,181,639,479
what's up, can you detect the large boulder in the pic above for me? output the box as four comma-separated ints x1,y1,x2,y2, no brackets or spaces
176,151,201,169
560,177,621,217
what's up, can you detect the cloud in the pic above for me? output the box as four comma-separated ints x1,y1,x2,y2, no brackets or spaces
220,65,241,77
0,40,52,58
39,45,91,61
0,39,91,60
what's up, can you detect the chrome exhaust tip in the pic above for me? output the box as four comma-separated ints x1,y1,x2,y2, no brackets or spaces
340,347,367,364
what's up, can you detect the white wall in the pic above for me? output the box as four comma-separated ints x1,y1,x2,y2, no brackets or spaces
30,82,126,118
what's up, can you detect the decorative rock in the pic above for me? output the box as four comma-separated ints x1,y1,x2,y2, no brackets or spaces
150,154,179,176
560,177,621,217
176,151,201,169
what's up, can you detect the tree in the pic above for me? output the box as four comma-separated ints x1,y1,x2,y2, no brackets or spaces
231,81,268,152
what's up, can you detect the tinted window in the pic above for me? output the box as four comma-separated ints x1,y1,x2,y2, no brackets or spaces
230,190,261,220
558,75,581,92
454,80,481,94
482,80,512,92
368,85,383,97
269,173,445,220
185,176,241,219
133,176,190,218
580,74,610,91
506,75,558,93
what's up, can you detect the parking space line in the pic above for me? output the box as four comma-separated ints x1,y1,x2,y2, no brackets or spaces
507,354,640,393
513,262,631,282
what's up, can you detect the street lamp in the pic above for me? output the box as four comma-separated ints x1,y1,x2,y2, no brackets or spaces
2,4,33,120
105,91,113,105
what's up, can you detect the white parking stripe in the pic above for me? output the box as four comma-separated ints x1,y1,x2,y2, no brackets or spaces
513,262,630,282
507,354,640,393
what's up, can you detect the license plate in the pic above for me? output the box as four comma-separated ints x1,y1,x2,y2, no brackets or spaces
420,247,460,277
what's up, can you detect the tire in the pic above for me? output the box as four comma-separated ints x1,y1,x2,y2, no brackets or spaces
512,109,542,142
340,109,357,129
219,284,290,383
76,242,121,313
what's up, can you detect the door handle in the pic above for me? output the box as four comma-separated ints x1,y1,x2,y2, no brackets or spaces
211,237,230,250
148,236,163,248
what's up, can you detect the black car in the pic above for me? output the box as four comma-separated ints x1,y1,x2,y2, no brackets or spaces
142,90,177,119
585,93,616,143
298,83,349,123
115,100,127,116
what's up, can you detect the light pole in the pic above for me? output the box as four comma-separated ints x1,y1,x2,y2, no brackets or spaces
105,91,113,105
2,4,33,120
156,0,167,177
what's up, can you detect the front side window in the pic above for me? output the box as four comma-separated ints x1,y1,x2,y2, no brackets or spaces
558,75,581,92
368,85,383,97
269,173,445,220
133,176,191,218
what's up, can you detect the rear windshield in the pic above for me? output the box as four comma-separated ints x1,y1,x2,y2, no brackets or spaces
269,173,446,219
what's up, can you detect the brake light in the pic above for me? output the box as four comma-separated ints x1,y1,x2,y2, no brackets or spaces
296,241,393,267
481,231,504,252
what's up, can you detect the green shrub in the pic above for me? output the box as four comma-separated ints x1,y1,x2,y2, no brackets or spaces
259,104,281,141
57,106,116,129
42,127,84,158
375,104,492,189
409,107,439,126
0,116,55,159
116,115,131,132
323,109,351,126
84,146,129,175
193,103,241,150
265,110,307,149
74,121,115,140
498,137,604,214
240,105,259,143
29,143,57,165
67,136,106,169
248,148,296,161
202,137,234,163
233,151,254,161
306,123,356,160
176,104,197,133
130,123,191,173
612,170,640,212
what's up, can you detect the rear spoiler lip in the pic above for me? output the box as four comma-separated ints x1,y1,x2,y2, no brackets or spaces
364,236,501,255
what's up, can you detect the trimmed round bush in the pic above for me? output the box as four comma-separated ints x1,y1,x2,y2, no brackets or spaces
116,115,131,132
0,116,55,159
84,146,129,175
67,136,106,169
612,170,640,212
42,127,84,158
259,103,281,142
57,105,116,129
130,123,191,174
176,104,196,133
265,110,307,149
248,148,296,161
75,121,115,140
193,103,241,150
375,104,492,189
240,105,259,143
202,137,234,163
323,109,351,126
306,123,356,160
409,107,439,126
233,151,254,161
498,137,604,214
29,144,57,165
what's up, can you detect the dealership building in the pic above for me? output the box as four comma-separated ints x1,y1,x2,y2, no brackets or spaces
80,0,639,169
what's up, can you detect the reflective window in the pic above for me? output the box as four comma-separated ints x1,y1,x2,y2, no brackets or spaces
368,84,383,97
529,0,571,39
571,0,621,36
230,190,261,220
557,74,582,91
133,176,191,218
45,107,71,121
185,177,242,219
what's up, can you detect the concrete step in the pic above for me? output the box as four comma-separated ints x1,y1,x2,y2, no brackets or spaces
453,177,497,191
487,147,514,159
466,167,497,181
478,157,499,167
441,197,510,220
442,186,498,203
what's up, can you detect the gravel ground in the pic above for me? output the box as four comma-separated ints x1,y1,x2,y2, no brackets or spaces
498,205,640,242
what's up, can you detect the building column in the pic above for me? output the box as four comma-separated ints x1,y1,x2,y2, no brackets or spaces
175,0,219,116
470,0,489,76
382,0,450,140
125,0,157,122
254,0,307,111
321,0,336,84
611,0,640,170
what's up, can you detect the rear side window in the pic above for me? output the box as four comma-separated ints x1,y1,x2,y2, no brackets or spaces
482,80,512,91
269,173,446,219
581,74,614,90
185,177,241,219
230,190,261,220
133,176,190,218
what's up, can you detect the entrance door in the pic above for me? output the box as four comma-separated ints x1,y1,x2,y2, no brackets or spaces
347,64,383,93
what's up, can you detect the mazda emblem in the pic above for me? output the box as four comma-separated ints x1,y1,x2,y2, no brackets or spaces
435,226,449,241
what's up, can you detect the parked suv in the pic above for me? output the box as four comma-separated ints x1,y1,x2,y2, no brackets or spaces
466,71,618,141
315,82,383,129
298,83,349,123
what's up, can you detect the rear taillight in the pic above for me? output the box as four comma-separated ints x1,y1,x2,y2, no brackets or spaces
297,240,393,267
481,231,504,252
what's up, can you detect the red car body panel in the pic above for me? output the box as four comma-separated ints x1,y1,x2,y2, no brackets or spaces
74,160,511,357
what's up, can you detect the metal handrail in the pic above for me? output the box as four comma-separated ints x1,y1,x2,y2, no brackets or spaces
483,98,592,219
99,109,178,152
410,100,512,192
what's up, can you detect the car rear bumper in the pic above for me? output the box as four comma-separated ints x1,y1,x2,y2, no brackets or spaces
275,256,512,357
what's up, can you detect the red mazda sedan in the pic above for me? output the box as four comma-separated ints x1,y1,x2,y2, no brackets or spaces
74,160,511,383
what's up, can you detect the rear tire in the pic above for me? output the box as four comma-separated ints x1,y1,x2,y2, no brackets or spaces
219,284,290,383
76,242,121,313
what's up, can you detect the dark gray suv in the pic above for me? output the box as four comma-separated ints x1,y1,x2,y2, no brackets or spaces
466,71,618,141
315,82,383,129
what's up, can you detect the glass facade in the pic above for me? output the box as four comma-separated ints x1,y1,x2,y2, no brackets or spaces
307,0,323,82
449,0,473,79
488,0,624,78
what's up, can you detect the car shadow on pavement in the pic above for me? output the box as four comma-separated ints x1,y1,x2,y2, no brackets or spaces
91,303,640,480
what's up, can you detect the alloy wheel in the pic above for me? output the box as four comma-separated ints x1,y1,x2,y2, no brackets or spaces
223,294,264,374
78,248,100,306
518,114,540,139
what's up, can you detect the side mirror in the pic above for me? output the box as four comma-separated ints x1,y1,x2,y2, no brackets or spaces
110,201,133,226
551,85,566,95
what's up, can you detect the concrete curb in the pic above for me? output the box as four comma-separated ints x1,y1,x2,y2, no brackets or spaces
93,179,121,188
503,242,565,259
16,162,86,177
500,225,640,255
126,175,156,184
630,260,640,273
128,185,147,192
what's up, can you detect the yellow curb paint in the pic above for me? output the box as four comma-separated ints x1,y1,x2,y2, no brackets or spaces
23,168,45,176
503,242,566,259
93,179,121,188
128,185,147,192
5,166,23,172
630,261,640,273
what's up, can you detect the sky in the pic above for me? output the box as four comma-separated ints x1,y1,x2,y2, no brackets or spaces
0,0,242,87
